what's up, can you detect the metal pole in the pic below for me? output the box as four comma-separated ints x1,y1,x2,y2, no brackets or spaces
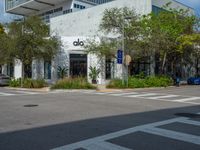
123,18,129,88
122,17,125,86
21,17,25,88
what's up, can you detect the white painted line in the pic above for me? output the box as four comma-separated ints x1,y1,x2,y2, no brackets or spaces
52,117,190,150
110,92,138,96
85,141,131,150
0,92,15,96
178,119,200,126
142,127,200,145
14,91,39,95
125,93,159,98
174,97,200,102
148,95,179,99
95,92,118,95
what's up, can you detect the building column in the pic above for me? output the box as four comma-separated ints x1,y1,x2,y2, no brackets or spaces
32,59,44,79
87,53,106,85
114,63,123,79
1,64,8,75
149,55,155,76
14,59,22,79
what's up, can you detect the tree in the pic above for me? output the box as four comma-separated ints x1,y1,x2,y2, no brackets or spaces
0,24,12,65
86,5,199,78
177,34,200,76
6,16,60,78
85,7,142,71
140,4,197,75
99,7,141,57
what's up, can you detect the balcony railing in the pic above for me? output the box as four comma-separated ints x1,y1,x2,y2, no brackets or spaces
5,0,31,10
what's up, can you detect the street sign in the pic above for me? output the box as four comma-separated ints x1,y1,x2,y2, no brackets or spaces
117,50,123,64
125,55,132,66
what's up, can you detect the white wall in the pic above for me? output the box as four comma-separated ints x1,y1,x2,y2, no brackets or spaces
50,0,152,37
14,59,22,79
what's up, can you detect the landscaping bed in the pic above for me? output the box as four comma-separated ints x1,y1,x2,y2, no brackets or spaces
107,76,173,89
51,77,96,89
9,78,47,89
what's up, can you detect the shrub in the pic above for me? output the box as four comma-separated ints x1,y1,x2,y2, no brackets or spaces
9,78,21,87
107,76,173,89
9,78,47,88
51,77,96,89
23,78,47,88
106,79,125,89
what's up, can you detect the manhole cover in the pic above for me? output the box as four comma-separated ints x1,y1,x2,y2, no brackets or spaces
24,104,38,107
175,113,200,118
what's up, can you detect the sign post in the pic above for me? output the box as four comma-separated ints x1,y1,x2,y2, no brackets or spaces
117,50,123,64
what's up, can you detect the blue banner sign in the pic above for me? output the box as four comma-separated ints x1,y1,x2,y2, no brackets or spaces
117,50,123,64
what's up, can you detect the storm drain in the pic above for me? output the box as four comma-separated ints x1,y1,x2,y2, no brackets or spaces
24,104,38,107
174,113,200,118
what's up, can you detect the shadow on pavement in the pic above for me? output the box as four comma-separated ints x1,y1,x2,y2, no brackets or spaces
0,105,199,150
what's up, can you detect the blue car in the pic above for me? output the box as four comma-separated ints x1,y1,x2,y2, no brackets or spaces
187,77,200,85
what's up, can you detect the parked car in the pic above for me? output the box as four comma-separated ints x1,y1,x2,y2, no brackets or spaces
0,74,10,86
187,77,200,85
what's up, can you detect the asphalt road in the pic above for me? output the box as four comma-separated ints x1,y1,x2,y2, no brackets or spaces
0,86,200,150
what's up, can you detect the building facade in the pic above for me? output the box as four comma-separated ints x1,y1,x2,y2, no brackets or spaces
3,0,194,84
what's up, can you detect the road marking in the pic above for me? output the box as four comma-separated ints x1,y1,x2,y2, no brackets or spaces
52,115,200,150
142,127,200,145
148,95,179,99
178,119,200,126
110,92,138,96
85,141,131,150
14,91,39,95
82,91,200,105
125,93,158,98
95,92,118,95
0,92,15,96
174,97,200,102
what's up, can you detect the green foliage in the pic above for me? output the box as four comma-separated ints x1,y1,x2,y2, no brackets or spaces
85,38,119,59
9,78,21,87
0,24,5,34
9,78,47,88
94,5,199,76
106,79,125,89
57,66,68,79
89,66,101,80
107,76,173,89
3,16,60,66
51,77,96,89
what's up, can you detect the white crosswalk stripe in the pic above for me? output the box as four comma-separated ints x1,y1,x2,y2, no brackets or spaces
174,97,200,102
148,95,179,99
0,91,39,96
81,91,200,105
0,92,15,96
52,112,200,150
125,93,158,98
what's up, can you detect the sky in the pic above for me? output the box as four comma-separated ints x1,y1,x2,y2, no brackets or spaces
0,0,200,23
176,0,200,15
0,0,18,23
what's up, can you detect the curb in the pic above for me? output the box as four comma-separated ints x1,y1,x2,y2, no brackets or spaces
4,87,50,92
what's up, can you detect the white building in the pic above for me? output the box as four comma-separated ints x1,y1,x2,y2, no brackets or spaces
3,0,194,84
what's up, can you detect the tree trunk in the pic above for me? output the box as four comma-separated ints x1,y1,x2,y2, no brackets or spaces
161,52,167,74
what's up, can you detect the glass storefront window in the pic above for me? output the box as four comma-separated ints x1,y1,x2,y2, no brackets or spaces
44,61,51,79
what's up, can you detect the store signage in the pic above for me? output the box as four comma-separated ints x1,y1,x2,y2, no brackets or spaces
73,39,84,46
117,50,123,64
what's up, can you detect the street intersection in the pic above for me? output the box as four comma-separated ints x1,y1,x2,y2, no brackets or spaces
0,86,199,150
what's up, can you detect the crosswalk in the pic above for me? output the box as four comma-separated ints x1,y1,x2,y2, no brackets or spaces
52,112,200,150
0,90,40,97
81,90,200,105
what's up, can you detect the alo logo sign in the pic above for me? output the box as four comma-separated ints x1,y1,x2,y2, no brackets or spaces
73,39,84,46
